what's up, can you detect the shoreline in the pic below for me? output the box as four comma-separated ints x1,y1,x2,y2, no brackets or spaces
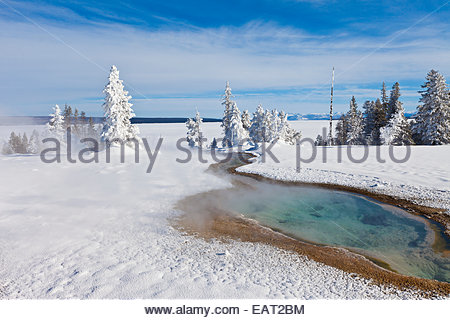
173,153,450,297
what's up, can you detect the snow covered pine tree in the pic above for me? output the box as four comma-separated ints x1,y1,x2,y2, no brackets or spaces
387,82,401,120
346,96,364,145
101,65,140,146
186,111,203,147
380,84,413,145
221,81,234,147
335,114,348,145
381,82,389,115
47,104,65,142
277,110,300,144
249,104,265,144
380,108,414,145
220,81,247,147
225,102,247,147
2,131,40,155
241,110,251,131
28,130,41,153
363,99,386,145
63,104,72,129
314,134,327,146
412,70,450,145
262,109,273,142
249,106,298,145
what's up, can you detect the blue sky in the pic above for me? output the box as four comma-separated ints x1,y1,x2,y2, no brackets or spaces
0,0,449,117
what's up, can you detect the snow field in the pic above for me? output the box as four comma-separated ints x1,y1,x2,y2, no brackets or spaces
0,122,446,299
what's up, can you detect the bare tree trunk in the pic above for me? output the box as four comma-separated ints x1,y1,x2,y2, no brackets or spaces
328,67,335,145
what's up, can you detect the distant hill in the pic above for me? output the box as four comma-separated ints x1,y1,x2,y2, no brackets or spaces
403,111,417,119
0,116,221,126
288,111,417,121
287,113,344,121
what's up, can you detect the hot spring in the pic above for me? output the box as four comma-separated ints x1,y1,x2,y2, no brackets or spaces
209,177,449,282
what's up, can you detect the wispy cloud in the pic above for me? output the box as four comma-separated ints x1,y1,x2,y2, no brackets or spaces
0,1,448,117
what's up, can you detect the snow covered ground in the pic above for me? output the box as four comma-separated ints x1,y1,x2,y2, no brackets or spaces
0,122,446,299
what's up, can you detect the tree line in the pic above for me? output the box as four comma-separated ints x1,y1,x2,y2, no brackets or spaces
2,104,98,154
317,69,450,146
3,67,448,156
186,81,301,148
2,65,136,154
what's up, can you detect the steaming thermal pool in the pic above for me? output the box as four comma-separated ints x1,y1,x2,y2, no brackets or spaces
218,181,450,282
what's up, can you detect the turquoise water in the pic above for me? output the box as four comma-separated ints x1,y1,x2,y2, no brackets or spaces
223,183,450,282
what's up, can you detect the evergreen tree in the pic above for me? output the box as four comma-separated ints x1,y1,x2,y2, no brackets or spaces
387,82,401,120
412,70,450,145
63,104,72,129
11,132,21,152
225,102,247,147
185,118,196,147
13,132,22,152
101,65,139,145
241,109,251,131
372,98,387,145
335,115,348,145
186,111,204,147
269,109,281,141
381,84,413,145
315,134,326,146
381,82,388,105
381,82,389,116
221,81,234,146
20,133,29,154
363,100,375,144
211,137,218,149
73,108,79,124
73,108,79,134
363,99,386,145
277,111,300,144
186,118,195,147
47,104,65,141
249,104,265,143
194,110,203,130
262,109,273,142
28,130,41,154
2,131,38,154
346,96,364,145
2,132,17,154
380,105,414,145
